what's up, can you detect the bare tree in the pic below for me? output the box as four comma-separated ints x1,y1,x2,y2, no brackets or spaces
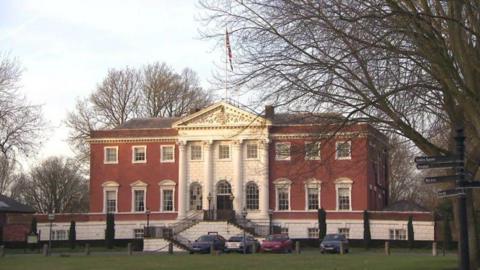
199,0,480,267
140,63,211,117
67,63,211,163
0,54,44,159
0,155,15,195
91,67,142,127
12,156,89,213
388,137,419,204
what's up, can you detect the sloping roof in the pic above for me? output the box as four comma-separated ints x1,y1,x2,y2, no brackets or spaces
270,113,345,125
382,200,428,212
114,117,180,130
0,194,36,213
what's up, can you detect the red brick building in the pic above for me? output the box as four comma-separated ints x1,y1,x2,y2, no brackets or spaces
35,101,433,243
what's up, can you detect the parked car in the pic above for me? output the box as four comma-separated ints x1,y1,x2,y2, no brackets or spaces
320,234,349,254
190,234,226,254
260,234,293,253
224,235,260,253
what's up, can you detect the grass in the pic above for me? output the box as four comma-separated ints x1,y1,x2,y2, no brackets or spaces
0,248,457,270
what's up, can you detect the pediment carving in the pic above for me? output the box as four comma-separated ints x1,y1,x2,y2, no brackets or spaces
173,102,269,128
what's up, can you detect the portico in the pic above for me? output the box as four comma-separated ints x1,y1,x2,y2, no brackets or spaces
172,102,271,221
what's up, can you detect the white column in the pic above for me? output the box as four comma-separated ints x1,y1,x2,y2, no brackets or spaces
203,140,213,210
259,139,270,219
233,140,244,212
177,141,187,219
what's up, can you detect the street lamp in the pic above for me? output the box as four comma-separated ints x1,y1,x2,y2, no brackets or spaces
241,208,248,254
145,208,151,237
229,193,235,221
268,209,274,235
207,192,213,220
47,210,55,255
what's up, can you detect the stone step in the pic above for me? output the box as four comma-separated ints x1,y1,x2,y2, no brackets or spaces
143,238,187,252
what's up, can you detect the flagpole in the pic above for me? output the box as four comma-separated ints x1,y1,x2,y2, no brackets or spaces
225,28,228,101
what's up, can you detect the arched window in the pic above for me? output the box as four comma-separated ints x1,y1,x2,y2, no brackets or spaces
245,182,259,210
216,180,231,195
189,182,202,211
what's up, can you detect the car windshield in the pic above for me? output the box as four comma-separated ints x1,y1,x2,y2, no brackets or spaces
228,236,243,242
198,235,215,242
266,235,287,241
323,234,344,241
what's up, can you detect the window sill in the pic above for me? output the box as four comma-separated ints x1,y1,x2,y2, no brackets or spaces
132,161,147,164
160,160,175,163
104,161,118,165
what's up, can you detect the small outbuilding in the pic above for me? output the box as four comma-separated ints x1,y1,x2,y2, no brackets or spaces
0,194,36,243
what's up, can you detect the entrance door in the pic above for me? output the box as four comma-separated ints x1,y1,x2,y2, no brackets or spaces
216,180,233,220
216,195,233,210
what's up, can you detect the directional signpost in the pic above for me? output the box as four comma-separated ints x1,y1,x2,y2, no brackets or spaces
414,123,475,270
437,188,466,198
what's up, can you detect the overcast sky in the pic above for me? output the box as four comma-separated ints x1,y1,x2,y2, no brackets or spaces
0,0,226,165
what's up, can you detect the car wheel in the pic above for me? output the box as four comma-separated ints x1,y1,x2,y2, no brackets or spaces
189,251,194,254
345,249,349,254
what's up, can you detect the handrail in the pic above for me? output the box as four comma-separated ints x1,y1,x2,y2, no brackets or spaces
145,212,202,238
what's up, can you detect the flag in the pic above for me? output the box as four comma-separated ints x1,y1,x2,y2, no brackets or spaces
225,29,233,71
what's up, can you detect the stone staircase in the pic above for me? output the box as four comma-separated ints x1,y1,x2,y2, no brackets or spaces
179,221,251,241
143,220,253,252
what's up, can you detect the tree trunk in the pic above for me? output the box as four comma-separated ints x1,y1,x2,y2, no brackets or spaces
466,190,478,270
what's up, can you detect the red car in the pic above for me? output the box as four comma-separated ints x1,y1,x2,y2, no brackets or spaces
260,234,293,253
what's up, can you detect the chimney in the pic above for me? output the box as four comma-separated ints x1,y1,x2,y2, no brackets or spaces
189,107,201,114
265,105,275,119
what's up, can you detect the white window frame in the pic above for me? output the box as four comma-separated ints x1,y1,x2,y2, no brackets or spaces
102,181,119,213
132,145,147,163
338,228,350,239
190,144,203,161
389,228,407,240
304,141,321,160
307,228,319,238
245,143,259,160
160,145,175,163
335,178,353,211
304,179,322,211
159,179,176,212
273,178,292,211
275,142,291,161
133,228,144,239
335,141,352,160
130,180,148,213
104,146,118,164
51,230,68,240
245,181,259,211
218,144,231,160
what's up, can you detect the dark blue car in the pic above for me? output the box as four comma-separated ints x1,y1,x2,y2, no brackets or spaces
320,234,349,254
190,234,226,254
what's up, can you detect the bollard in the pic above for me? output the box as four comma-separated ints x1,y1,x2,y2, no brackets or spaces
0,245,4,257
42,244,49,256
168,242,173,254
127,243,133,256
84,243,90,256
432,242,437,256
295,241,301,254
384,241,390,256
340,241,344,255
210,243,215,255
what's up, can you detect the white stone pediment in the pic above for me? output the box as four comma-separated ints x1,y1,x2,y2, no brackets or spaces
173,102,270,129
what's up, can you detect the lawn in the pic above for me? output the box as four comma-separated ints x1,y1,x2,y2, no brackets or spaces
0,249,457,270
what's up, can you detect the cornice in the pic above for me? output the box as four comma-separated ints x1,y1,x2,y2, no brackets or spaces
88,136,177,144
269,131,369,140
